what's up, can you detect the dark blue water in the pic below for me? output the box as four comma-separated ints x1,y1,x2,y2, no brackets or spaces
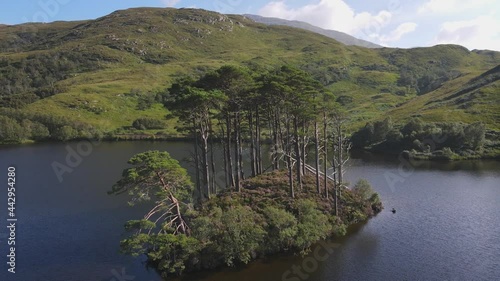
0,142,499,281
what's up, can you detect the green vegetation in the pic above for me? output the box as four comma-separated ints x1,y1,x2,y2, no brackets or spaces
161,64,356,213
0,108,105,143
352,118,500,159
1,8,499,146
110,63,383,277
0,116,27,143
132,117,166,130
111,151,382,278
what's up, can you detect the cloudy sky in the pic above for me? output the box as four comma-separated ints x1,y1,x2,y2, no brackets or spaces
1,0,499,51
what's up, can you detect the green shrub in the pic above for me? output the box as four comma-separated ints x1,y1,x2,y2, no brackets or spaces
353,179,375,201
464,122,485,150
53,125,79,141
192,203,266,267
132,118,166,130
137,92,157,110
294,199,332,252
262,206,298,252
121,233,200,278
147,234,200,278
21,119,50,141
0,116,27,142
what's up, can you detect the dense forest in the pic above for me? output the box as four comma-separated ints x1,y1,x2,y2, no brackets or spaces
352,117,500,160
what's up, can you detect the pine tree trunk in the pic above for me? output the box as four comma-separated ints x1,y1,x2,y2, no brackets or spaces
238,114,244,181
273,111,280,170
338,132,343,198
277,110,283,170
249,111,256,177
256,108,262,175
226,114,235,187
332,135,338,216
234,112,241,192
286,119,294,198
276,111,282,170
294,117,302,191
209,121,216,195
323,113,328,199
315,121,320,194
193,120,201,198
221,125,229,188
302,121,307,176
201,126,210,199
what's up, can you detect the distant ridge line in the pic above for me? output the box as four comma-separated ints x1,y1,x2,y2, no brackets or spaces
244,14,381,48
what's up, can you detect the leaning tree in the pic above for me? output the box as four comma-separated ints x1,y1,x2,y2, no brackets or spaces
109,151,193,236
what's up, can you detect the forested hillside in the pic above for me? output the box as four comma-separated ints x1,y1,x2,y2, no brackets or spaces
0,7,498,143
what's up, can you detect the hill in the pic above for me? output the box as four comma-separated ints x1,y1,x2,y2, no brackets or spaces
244,14,381,48
0,7,498,139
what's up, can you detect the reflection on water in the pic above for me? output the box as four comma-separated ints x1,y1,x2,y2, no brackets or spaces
351,149,500,172
0,142,499,281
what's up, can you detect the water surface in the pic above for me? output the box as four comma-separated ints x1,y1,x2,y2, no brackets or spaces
0,142,498,281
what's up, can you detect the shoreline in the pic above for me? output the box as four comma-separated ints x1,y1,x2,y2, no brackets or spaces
363,147,500,161
3,136,500,160
173,220,371,281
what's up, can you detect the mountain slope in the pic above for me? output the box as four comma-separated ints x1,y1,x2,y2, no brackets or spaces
387,64,500,127
244,14,381,48
0,7,498,135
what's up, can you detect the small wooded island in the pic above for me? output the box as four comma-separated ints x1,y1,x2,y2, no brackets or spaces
109,151,382,278
106,66,382,277
107,65,383,278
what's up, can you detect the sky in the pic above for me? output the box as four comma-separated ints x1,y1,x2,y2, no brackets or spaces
0,0,499,51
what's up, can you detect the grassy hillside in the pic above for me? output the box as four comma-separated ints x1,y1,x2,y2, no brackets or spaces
0,7,498,136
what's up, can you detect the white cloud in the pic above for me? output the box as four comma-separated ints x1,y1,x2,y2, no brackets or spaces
434,15,500,50
418,0,494,14
253,0,499,50
379,22,418,43
258,0,392,36
160,0,181,7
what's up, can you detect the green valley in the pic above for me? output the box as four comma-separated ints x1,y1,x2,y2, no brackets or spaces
0,7,499,142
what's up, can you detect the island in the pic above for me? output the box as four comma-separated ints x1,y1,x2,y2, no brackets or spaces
109,151,382,278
